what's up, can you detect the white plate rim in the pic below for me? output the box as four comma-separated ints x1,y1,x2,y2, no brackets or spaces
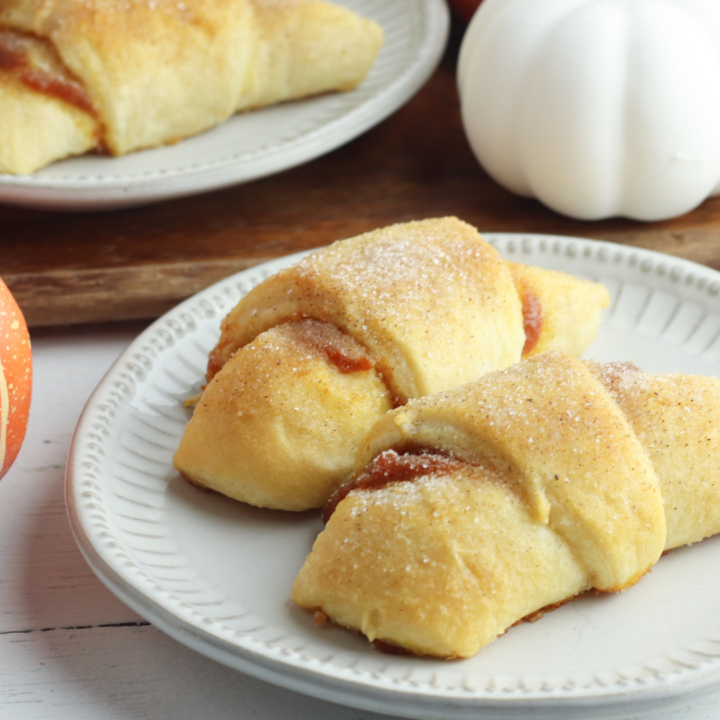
0,0,449,211
66,232,720,720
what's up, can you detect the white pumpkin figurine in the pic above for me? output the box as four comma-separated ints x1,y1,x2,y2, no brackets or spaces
458,0,720,221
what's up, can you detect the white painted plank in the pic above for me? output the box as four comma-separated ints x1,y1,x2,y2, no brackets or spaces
5,621,720,720
3,623,720,720
0,324,148,633
0,624,397,720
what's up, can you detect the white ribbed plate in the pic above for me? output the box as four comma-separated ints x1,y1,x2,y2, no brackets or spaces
0,0,448,211
67,234,720,720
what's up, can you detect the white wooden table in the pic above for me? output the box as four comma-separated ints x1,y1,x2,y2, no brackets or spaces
3,322,720,720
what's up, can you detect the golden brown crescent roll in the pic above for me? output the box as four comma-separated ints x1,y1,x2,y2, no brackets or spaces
0,0,383,173
292,351,720,658
173,218,610,510
179,320,394,510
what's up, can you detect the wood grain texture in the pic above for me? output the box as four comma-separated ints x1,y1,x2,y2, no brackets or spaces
0,624,405,720
0,324,147,632
3,17,720,328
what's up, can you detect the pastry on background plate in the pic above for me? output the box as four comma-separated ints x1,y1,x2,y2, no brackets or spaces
292,351,720,658
173,217,610,510
0,0,383,174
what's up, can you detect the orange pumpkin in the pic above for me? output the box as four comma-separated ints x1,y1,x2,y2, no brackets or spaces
0,279,32,479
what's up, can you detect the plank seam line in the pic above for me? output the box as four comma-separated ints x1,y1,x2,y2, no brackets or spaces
0,621,151,635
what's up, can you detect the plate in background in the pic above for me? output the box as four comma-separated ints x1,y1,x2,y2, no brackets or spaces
0,0,449,211
67,234,720,720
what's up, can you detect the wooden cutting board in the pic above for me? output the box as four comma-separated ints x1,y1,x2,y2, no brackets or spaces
3,18,720,328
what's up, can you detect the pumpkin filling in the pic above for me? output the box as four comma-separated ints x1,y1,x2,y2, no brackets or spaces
0,28,96,116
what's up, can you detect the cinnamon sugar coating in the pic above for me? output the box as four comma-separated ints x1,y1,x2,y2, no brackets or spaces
176,218,609,511
293,351,720,658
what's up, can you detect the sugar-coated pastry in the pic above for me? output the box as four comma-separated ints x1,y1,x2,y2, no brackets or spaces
206,217,528,398
0,0,383,173
292,352,720,658
174,218,610,510
176,320,393,510
506,261,608,358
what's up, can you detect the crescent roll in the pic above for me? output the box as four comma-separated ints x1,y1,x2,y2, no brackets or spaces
292,351,720,658
0,0,383,173
173,217,610,510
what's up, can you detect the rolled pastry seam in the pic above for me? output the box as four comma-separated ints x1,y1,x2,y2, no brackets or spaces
0,29,100,173
207,221,610,389
507,261,610,358
588,360,720,551
0,0,383,173
207,217,527,400
292,351,720,658
301,454,596,658
173,320,393,510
